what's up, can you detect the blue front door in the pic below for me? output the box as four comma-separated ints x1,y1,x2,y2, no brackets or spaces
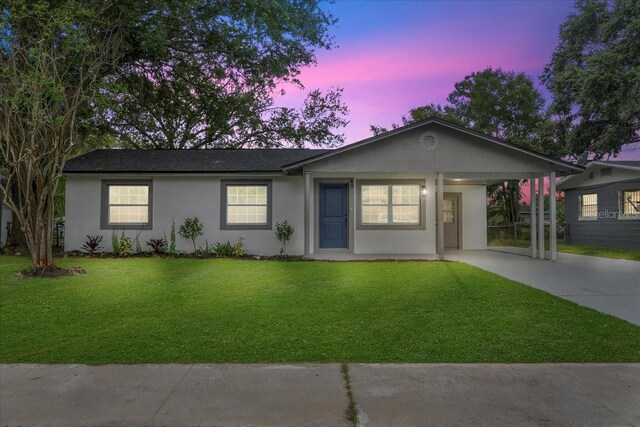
319,183,349,248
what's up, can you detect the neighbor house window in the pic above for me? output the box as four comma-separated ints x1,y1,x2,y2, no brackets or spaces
221,180,272,230
101,180,152,230
579,193,598,219
358,181,424,229
621,189,640,218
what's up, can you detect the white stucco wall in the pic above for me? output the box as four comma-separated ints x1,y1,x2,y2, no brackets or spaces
64,174,306,255
444,184,487,250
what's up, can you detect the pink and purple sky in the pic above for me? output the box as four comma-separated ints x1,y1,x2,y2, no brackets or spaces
280,0,639,160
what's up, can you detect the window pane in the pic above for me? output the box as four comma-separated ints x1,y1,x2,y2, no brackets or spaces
109,206,148,224
623,190,640,215
580,193,598,217
392,185,419,205
227,186,267,206
227,205,267,224
362,185,388,205
362,206,388,224
392,205,419,224
444,211,454,223
109,185,148,205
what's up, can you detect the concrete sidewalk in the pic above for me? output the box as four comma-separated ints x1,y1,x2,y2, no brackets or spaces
2,363,639,426
446,249,640,325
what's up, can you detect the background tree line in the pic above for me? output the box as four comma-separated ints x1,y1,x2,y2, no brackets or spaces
372,0,639,224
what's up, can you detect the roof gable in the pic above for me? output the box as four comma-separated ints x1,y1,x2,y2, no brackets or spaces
283,118,583,175
557,161,640,190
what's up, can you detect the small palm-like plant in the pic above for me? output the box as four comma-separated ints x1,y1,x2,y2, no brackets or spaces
81,235,103,257
146,238,167,254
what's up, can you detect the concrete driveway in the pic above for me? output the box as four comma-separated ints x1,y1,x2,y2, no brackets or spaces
446,249,640,325
1,363,639,426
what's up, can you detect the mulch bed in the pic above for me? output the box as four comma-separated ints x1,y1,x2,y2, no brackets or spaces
20,266,86,278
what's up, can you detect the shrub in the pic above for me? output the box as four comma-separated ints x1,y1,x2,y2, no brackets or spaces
168,218,177,253
195,241,214,257
275,220,294,255
214,241,235,257
119,236,133,257
233,237,245,257
146,237,167,254
81,235,103,256
111,230,120,255
133,234,142,253
178,217,204,253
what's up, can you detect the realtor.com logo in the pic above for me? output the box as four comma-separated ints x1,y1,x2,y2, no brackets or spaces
594,209,639,219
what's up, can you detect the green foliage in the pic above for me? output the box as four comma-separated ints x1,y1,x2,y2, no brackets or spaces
92,0,347,149
232,237,245,257
118,236,133,257
213,241,235,257
111,230,120,255
0,0,124,267
195,241,215,258
133,234,142,254
178,217,204,253
542,0,640,159
275,221,295,255
168,219,177,254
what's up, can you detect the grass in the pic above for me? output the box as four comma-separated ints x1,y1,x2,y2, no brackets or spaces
488,239,640,261
0,256,638,364
557,243,640,262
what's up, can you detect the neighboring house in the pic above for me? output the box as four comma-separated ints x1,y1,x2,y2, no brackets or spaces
63,118,583,258
518,205,549,225
0,176,13,248
558,161,640,249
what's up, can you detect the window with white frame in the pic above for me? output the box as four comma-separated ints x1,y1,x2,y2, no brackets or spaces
579,193,598,219
221,181,271,229
107,184,150,225
621,189,640,217
360,183,421,226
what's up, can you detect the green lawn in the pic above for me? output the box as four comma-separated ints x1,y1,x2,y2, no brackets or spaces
488,238,640,261
1,256,638,364
557,243,640,262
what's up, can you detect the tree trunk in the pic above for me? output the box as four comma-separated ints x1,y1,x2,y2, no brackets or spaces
5,182,27,251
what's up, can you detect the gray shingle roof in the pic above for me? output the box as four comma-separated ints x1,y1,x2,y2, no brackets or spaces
63,149,331,173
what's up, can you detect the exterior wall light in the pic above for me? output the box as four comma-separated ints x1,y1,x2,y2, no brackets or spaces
421,185,427,196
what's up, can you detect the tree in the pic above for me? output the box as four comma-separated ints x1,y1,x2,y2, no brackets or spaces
373,68,549,224
0,1,123,269
93,0,348,149
178,217,203,253
542,0,640,160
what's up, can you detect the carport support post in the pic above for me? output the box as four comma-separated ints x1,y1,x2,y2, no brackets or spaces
437,172,444,258
530,177,537,258
538,174,545,259
549,172,557,261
